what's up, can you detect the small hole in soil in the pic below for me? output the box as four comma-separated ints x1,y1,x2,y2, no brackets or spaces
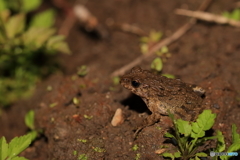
121,94,151,114
79,27,102,40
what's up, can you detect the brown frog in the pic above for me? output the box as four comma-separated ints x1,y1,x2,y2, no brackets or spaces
120,67,205,126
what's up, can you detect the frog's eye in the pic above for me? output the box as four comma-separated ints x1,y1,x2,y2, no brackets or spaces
131,80,140,88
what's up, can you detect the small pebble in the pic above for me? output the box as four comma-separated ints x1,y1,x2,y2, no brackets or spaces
155,148,166,154
111,108,124,126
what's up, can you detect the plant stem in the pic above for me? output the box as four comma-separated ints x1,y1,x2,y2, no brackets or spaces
173,120,185,153
188,137,198,154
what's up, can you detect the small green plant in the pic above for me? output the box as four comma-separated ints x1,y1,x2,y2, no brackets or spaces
77,139,87,143
139,30,172,74
0,0,42,13
132,144,139,151
0,133,33,160
92,147,105,153
112,76,120,85
151,57,163,72
73,97,80,105
162,110,217,160
213,124,240,160
163,110,240,160
77,65,88,77
140,30,165,54
222,9,240,20
135,153,141,160
0,0,70,107
84,114,93,120
78,154,88,160
162,74,175,79
24,110,39,141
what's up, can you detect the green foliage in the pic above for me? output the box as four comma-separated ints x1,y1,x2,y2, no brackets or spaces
132,144,139,151
0,0,71,107
24,110,35,130
24,110,39,141
30,9,55,28
222,9,240,20
162,74,175,79
92,147,105,153
214,124,240,160
77,65,88,77
151,57,163,72
135,153,141,160
140,30,163,54
0,133,33,160
163,111,240,160
73,97,80,105
0,0,42,13
112,76,120,85
84,114,93,120
162,110,217,159
78,154,88,160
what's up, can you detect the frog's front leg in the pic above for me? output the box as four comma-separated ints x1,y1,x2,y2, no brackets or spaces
134,113,161,139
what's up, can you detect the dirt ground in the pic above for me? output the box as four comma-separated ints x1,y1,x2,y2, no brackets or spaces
1,0,240,159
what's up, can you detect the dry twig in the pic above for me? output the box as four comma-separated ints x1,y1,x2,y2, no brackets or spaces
106,20,147,36
175,9,240,27
111,0,213,77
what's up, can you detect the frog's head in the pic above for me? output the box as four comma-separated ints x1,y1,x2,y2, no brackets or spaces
120,67,164,99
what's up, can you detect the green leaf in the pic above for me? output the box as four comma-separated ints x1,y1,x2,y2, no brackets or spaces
24,110,35,130
160,46,168,53
21,0,42,12
191,122,205,138
149,30,162,42
28,131,38,141
162,74,175,79
195,152,208,157
22,27,56,49
162,152,174,160
151,57,163,72
140,43,148,54
5,13,26,38
50,40,71,54
140,36,149,43
176,119,192,136
46,35,71,54
227,140,240,152
0,136,8,160
112,76,120,85
191,110,216,138
34,28,56,48
78,154,88,160
30,9,55,28
22,27,43,46
215,130,225,152
164,132,175,139
222,9,240,21
231,9,240,20
46,35,65,47
11,156,29,160
8,134,32,159
194,157,200,160
173,151,181,158
232,124,240,143
0,0,7,11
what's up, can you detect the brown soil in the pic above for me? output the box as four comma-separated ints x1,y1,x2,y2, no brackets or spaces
1,0,240,159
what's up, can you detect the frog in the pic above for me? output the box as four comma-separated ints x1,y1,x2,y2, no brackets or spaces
120,67,205,127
